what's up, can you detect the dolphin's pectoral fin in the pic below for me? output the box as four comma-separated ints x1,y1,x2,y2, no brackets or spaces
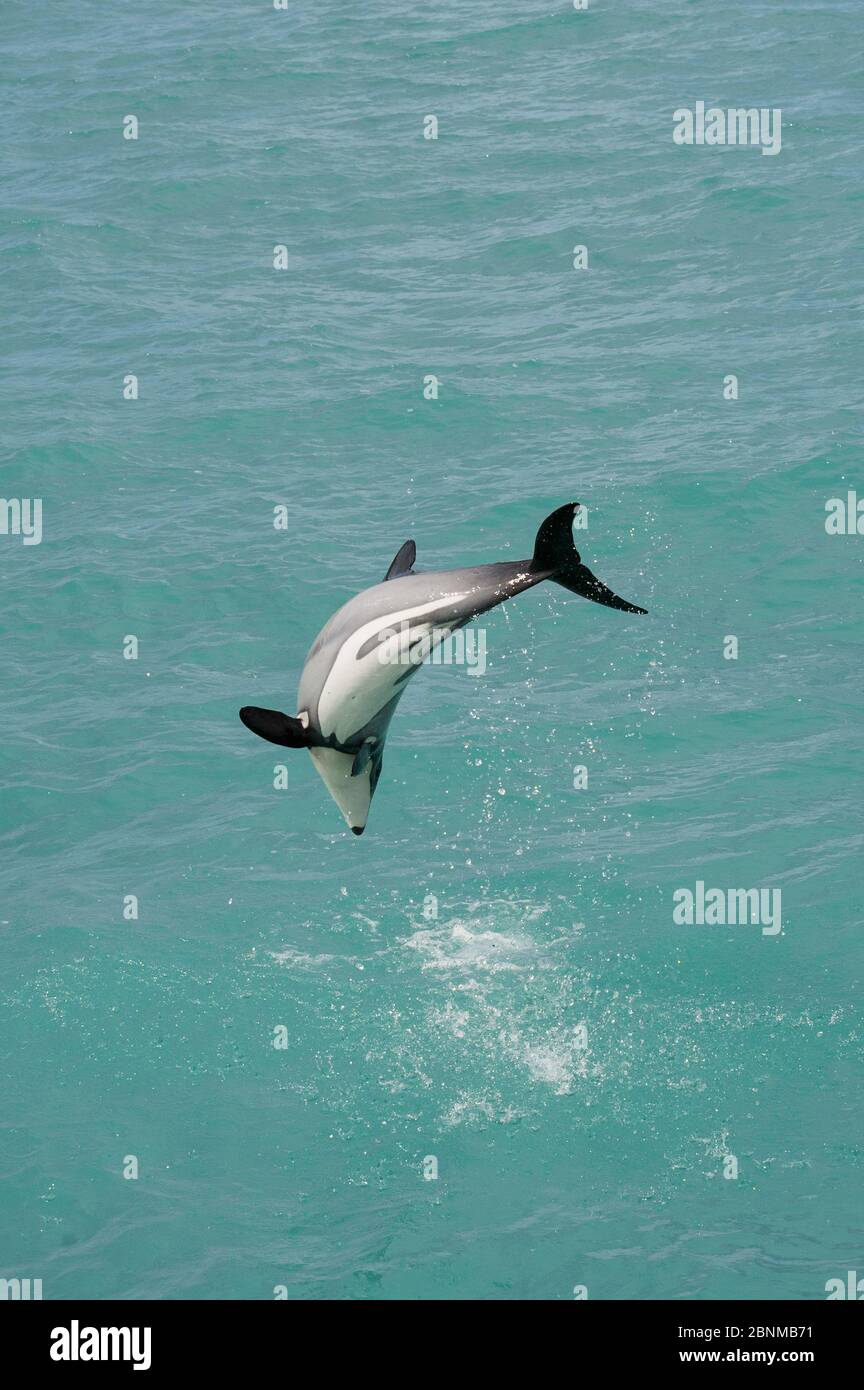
369,744,383,796
350,738,379,777
383,540,416,581
239,706,317,748
349,739,384,804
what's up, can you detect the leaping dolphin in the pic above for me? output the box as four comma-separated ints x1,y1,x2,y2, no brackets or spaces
239,503,646,835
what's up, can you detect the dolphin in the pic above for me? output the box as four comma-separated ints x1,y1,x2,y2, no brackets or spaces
239,503,646,835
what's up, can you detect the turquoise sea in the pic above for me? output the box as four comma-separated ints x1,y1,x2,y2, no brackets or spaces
2,0,862,1300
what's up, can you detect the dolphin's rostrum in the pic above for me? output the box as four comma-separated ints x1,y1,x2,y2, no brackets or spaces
240,503,646,835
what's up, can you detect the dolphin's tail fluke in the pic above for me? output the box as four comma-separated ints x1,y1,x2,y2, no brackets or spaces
531,502,647,615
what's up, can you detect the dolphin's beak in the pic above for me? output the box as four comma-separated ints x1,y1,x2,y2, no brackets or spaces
558,563,647,615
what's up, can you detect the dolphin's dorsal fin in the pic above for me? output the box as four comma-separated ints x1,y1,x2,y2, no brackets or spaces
384,540,416,581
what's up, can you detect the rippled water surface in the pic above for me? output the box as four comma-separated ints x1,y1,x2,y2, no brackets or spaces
1,0,862,1299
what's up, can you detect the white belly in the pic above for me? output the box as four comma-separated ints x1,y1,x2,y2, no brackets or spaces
316,595,466,743
308,747,373,833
